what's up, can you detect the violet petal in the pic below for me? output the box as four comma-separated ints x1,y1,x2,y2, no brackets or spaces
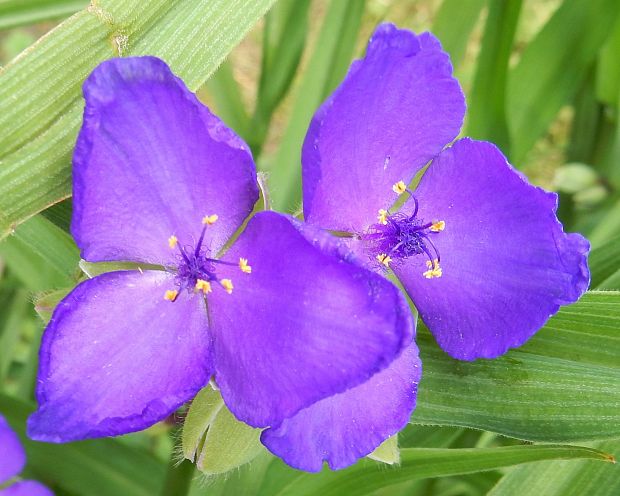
303,23,465,232
393,139,590,360
0,415,25,485
0,480,54,496
72,56,258,265
208,211,414,427
261,344,421,472
28,271,212,441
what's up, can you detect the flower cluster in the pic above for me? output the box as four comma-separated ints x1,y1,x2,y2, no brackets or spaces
23,23,588,474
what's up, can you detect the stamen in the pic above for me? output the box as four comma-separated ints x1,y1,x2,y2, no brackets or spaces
377,253,392,267
164,289,179,301
239,258,252,274
377,209,389,225
195,279,212,294
430,220,446,232
423,259,442,279
220,279,234,294
202,214,219,225
168,235,178,249
392,180,407,195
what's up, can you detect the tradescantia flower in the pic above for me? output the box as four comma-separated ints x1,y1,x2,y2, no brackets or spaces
261,23,590,470
26,57,414,456
0,415,52,496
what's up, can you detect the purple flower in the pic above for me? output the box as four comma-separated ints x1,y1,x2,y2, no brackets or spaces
301,23,589,359
261,23,589,470
26,57,414,459
0,415,52,496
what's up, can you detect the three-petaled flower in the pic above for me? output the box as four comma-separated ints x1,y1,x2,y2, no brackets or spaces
26,57,414,469
259,23,590,471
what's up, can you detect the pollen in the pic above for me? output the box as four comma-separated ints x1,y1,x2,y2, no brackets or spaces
377,209,388,225
195,279,212,294
168,235,178,249
377,253,392,267
221,279,234,294
392,180,407,195
423,259,442,279
430,220,446,232
239,258,252,274
164,289,179,301
202,214,219,225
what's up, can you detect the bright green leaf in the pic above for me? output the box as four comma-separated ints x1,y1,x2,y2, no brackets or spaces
183,386,264,475
508,0,620,164
413,291,620,442
466,0,522,153
0,0,276,238
489,440,620,496
431,0,486,70
262,445,613,496
269,0,364,212
0,0,86,30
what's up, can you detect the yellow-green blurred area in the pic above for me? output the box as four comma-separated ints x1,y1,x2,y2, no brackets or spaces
1,1,620,495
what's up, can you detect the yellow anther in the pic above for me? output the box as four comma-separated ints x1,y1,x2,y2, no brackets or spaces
430,220,446,232
195,279,212,294
164,289,179,301
423,259,442,279
392,180,407,195
168,235,178,249
377,209,388,225
239,258,252,274
202,214,219,225
377,253,392,267
221,279,234,294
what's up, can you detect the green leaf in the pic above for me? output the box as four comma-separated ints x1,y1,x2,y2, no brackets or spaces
0,288,30,382
10,214,79,279
508,0,620,164
202,61,252,143
466,0,522,153
0,0,86,30
587,199,620,248
269,0,364,212
412,291,620,442
489,440,620,496
182,386,264,475
0,394,166,496
0,0,276,239
588,234,620,288
261,445,613,496
249,0,311,154
431,0,487,70
596,15,620,106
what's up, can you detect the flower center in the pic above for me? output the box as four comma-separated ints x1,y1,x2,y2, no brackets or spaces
163,214,251,301
363,181,445,279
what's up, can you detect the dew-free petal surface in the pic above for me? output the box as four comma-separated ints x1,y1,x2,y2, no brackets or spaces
261,344,421,472
208,211,414,428
303,23,465,232
0,415,25,485
28,270,212,441
72,56,258,265
394,139,590,360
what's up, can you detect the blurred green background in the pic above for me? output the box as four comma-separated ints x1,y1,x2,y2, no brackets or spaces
1,1,619,495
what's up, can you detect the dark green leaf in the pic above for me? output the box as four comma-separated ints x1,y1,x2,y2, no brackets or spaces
0,394,166,496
